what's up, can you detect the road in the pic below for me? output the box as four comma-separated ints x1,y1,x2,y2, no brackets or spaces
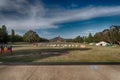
0,65,119,80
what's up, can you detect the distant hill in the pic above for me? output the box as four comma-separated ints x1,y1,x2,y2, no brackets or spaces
50,36,66,42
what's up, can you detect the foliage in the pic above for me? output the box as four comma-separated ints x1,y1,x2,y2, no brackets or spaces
93,25,120,44
40,37,49,42
85,33,93,43
66,39,73,42
14,35,23,42
73,36,84,43
23,30,40,43
11,29,15,43
0,25,8,43
0,25,120,44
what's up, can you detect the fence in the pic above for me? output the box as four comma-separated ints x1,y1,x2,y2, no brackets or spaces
38,42,81,48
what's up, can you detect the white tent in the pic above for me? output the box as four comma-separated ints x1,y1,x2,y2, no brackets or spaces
96,41,108,46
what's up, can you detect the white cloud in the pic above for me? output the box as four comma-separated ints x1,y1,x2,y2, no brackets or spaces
42,31,51,35
0,0,7,7
0,0,120,31
15,31,24,36
3,19,58,31
48,6,120,23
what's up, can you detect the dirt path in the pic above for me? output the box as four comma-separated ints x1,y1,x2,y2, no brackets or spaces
0,65,119,80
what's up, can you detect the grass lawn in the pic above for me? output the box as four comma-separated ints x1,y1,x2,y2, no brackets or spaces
0,44,120,62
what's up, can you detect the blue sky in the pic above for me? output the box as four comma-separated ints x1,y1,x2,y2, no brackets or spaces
0,0,120,39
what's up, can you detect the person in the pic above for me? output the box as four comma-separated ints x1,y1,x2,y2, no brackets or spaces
0,45,1,53
7,46,12,53
1,45,4,53
4,46,8,53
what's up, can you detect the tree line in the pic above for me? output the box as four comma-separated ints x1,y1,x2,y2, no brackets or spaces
0,25,48,44
0,25,120,45
71,25,120,45
0,25,23,44
93,25,120,45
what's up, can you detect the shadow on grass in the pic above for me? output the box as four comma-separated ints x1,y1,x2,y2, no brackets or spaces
39,48,91,52
0,48,92,62
12,45,30,48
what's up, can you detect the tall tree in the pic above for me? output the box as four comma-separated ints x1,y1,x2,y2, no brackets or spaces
1,25,8,43
0,28,3,43
110,25,120,44
86,33,93,43
11,29,15,43
93,32,104,42
23,30,40,43
102,29,112,44
2,25,7,31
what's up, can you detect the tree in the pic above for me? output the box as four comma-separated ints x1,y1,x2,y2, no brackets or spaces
23,30,40,43
0,28,3,43
14,34,23,42
73,36,84,43
93,32,104,42
102,29,112,44
93,25,120,45
0,25,8,44
110,25,120,44
86,33,93,43
39,37,49,42
11,29,15,43
2,25,7,31
66,39,73,42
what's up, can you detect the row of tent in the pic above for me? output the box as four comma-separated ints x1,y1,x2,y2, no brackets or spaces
39,44,79,47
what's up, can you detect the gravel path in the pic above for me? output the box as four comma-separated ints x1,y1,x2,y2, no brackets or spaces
0,65,119,80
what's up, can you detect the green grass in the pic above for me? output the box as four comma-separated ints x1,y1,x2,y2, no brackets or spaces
0,44,120,62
